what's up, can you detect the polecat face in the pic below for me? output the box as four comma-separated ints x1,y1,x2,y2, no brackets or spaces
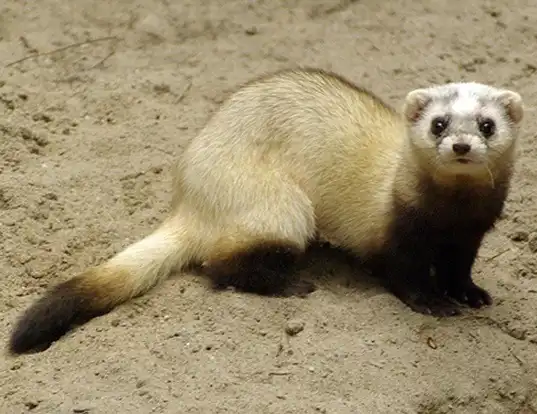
402,82,524,177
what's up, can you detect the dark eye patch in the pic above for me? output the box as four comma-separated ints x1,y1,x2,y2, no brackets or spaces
430,116,450,137
478,117,496,138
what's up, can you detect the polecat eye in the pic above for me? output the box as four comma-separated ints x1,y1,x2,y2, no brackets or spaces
430,116,449,136
478,118,496,138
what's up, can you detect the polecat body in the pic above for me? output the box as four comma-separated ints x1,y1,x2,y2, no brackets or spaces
8,68,524,355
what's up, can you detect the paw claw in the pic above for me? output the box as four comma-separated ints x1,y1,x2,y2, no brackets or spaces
405,293,461,317
447,282,492,309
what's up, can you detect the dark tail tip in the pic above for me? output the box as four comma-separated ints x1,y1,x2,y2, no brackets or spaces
8,278,104,355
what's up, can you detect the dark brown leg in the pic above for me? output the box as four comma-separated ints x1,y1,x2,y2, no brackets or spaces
434,232,491,308
380,245,461,317
203,239,314,297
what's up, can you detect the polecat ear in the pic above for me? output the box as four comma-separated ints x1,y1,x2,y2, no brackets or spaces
403,89,432,123
496,90,523,125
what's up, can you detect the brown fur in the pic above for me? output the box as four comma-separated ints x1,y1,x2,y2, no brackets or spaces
203,239,305,295
8,267,132,354
368,167,512,316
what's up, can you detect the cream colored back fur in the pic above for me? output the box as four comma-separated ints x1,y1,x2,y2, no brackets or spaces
173,70,404,260
52,69,403,306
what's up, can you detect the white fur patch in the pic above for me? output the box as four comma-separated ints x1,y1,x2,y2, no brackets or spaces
438,134,487,162
405,81,522,179
450,96,479,116
449,83,495,118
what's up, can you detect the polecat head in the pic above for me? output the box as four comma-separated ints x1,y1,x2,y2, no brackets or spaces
402,82,524,182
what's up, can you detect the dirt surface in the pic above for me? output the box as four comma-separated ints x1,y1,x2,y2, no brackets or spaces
1,0,537,413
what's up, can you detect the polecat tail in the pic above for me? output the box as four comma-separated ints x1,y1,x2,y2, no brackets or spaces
8,215,199,355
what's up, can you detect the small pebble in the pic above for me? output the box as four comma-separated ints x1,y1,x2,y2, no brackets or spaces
43,192,58,201
245,26,258,35
528,234,537,253
32,112,53,123
25,401,39,410
3,99,14,110
507,326,527,340
19,127,36,140
10,362,23,370
285,319,305,336
135,13,172,40
153,83,171,94
510,230,529,242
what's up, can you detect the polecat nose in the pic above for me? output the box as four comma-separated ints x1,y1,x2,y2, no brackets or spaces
452,143,471,155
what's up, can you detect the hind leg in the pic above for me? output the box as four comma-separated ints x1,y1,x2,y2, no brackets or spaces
200,178,316,297
204,237,312,296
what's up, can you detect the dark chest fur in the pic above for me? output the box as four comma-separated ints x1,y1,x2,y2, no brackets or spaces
394,175,510,241
370,172,513,316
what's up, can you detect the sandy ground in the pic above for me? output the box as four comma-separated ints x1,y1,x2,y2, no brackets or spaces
1,0,537,413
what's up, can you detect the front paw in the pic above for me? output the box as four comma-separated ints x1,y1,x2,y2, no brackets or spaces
404,291,461,317
447,282,492,308
390,284,461,317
